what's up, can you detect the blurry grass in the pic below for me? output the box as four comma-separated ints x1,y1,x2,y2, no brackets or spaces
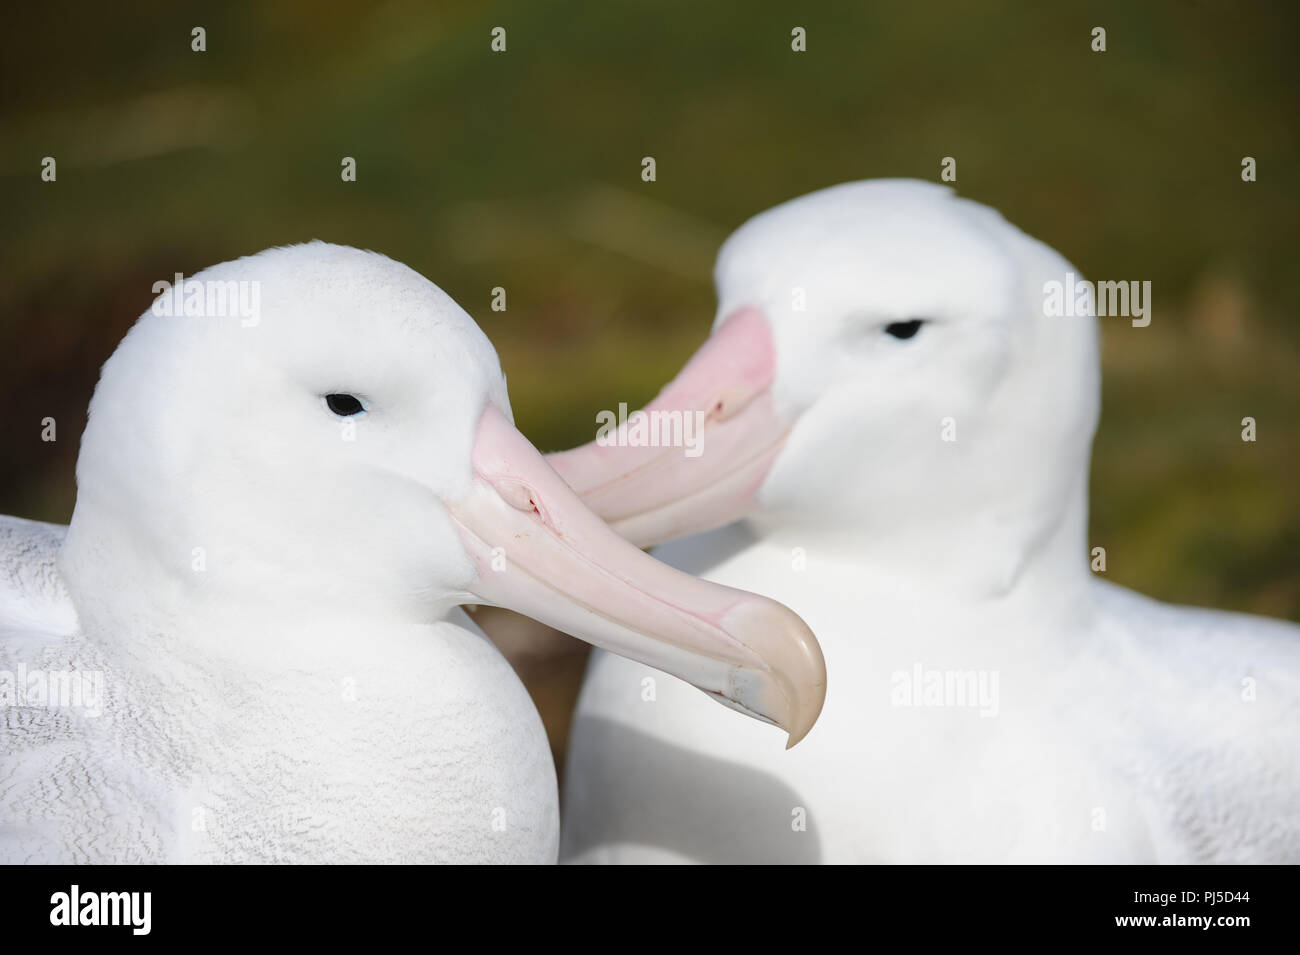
1093,279,1300,619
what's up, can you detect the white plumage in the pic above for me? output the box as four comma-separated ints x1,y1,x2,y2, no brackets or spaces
559,181,1300,863
1,242,823,863
1,244,557,862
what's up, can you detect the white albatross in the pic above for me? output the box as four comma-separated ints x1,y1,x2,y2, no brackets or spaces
551,180,1300,863
0,242,824,864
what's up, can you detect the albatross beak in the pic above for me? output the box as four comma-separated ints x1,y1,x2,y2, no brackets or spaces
546,307,788,549
445,401,825,747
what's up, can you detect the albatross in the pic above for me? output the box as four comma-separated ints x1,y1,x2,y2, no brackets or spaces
552,180,1300,864
0,242,825,863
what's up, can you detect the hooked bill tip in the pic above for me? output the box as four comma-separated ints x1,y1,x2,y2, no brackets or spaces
713,600,826,748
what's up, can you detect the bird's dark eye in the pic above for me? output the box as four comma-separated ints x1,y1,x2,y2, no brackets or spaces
325,393,365,416
884,319,925,340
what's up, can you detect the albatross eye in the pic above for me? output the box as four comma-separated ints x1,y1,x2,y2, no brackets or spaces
324,393,366,416
884,319,925,340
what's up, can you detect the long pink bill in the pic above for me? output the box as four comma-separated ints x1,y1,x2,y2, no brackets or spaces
445,401,825,746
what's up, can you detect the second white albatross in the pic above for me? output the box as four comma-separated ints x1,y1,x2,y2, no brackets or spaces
552,180,1300,864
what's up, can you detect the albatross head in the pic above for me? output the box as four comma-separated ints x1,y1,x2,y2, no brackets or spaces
549,181,1101,591
59,242,825,744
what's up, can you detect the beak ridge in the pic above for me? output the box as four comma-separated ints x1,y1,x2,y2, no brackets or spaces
445,402,826,745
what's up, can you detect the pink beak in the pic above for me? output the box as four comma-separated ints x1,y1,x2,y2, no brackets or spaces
445,400,825,746
547,307,789,548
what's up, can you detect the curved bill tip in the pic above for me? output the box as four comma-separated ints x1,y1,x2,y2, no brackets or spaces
712,592,826,747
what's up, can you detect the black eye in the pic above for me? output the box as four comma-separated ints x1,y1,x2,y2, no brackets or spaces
884,319,925,340
325,393,365,416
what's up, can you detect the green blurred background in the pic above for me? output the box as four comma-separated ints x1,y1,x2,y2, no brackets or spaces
3,2,1298,754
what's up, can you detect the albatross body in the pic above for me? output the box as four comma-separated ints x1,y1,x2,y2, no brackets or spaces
0,243,824,863
2,516,559,863
553,181,1300,863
